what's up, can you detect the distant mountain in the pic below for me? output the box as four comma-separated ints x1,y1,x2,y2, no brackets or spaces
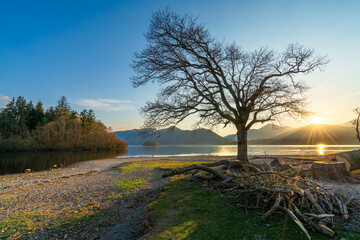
113,127,234,145
248,124,359,145
338,121,353,128
224,124,293,141
114,123,359,146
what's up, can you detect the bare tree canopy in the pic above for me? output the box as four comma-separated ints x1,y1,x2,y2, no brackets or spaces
131,9,328,161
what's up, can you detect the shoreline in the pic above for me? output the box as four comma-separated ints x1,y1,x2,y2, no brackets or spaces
0,147,127,153
0,156,228,191
0,156,223,239
0,155,321,184
0,155,322,191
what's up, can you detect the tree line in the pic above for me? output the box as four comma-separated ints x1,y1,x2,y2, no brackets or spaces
0,96,127,151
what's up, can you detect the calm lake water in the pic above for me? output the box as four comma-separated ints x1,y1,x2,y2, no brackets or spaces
0,150,127,175
1,145,360,175
125,145,360,157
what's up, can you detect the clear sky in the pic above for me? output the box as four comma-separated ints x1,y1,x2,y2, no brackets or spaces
1,0,359,136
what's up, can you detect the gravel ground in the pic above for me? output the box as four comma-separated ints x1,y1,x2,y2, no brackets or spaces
0,156,230,192
1,156,360,239
0,156,224,239
0,157,167,239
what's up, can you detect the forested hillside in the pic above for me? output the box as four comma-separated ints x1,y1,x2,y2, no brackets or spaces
0,96,127,150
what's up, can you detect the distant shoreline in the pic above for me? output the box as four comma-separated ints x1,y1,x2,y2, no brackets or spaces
0,147,128,153
2,144,360,153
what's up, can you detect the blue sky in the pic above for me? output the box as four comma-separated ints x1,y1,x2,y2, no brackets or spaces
1,0,359,136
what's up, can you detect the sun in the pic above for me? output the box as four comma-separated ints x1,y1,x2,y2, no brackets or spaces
311,116,322,124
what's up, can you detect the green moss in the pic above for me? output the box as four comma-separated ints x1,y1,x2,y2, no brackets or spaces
54,204,101,226
0,212,48,239
143,176,360,240
0,196,23,204
155,221,197,240
0,205,101,239
119,160,213,174
114,178,147,193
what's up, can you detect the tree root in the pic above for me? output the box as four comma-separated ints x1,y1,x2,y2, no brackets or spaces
162,159,357,239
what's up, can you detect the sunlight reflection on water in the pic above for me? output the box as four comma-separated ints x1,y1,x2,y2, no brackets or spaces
317,144,325,155
123,145,360,157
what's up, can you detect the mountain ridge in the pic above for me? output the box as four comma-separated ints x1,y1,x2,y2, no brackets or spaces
114,123,360,145
248,124,359,145
224,124,294,141
113,127,234,145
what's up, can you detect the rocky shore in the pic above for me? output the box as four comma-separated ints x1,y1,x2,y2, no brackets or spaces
0,156,224,239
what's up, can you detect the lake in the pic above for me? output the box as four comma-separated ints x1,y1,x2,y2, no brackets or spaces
0,150,127,175
1,145,360,175
125,144,360,157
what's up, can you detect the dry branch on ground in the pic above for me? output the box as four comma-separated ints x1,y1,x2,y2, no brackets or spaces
163,160,359,239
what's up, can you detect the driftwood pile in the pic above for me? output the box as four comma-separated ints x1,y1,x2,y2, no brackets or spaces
163,159,358,239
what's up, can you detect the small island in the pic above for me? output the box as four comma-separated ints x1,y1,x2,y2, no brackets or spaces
143,141,160,146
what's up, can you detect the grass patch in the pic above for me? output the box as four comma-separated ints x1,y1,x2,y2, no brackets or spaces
142,176,360,240
0,204,101,239
0,212,48,239
115,178,147,193
0,196,23,204
119,160,213,174
54,204,101,227
111,178,148,199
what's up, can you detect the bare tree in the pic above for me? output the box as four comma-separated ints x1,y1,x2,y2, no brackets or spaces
352,108,360,143
131,9,328,161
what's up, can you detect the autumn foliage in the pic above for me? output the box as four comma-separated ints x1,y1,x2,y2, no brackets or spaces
0,96,127,150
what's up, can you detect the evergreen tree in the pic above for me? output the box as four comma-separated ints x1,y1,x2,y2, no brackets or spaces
55,96,71,119
45,107,57,123
80,109,96,130
35,101,46,126
69,110,78,119
25,101,37,131
26,101,46,130
15,96,30,138
0,98,16,138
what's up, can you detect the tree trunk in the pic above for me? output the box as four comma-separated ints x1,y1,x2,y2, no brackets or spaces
236,125,248,162
325,150,360,171
311,162,349,181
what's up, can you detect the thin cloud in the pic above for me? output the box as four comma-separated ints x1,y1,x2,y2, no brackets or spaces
0,94,10,102
342,91,360,99
75,98,134,112
98,98,131,104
